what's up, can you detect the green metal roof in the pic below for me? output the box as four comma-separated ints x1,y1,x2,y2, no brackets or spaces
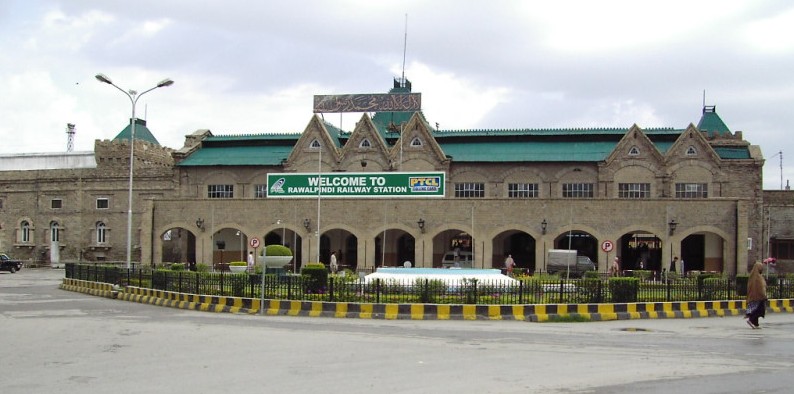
433,127,681,138
113,118,160,145
178,145,293,166
697,106,731,137
438,141,620,162
204,133,300,142
714,146,751,159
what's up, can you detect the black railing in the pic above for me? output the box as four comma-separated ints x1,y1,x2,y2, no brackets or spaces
65,264,794,305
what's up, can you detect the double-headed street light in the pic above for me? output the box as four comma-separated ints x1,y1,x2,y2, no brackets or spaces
95,73,174,269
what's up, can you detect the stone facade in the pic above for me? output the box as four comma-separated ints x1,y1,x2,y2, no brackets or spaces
0,109,774,276
0,136,175,265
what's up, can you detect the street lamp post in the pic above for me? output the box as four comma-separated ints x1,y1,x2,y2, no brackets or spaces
95,73,174,269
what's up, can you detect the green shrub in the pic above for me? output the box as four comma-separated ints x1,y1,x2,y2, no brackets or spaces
229,273,248,297
229,261,247,266
577,278,603,303
735,275,748,297
462,278,478,304
170,263,185,271
583,271,600,279
196,263,210,272
609,277,639,303
701,277,725,300
301,263,328,293
418,278,446,303
260,244,293,256
632,270,653,281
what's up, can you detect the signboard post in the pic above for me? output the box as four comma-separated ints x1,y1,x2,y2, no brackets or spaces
601,240,614,273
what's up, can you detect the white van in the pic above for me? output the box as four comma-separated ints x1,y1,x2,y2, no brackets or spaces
441,251,474,268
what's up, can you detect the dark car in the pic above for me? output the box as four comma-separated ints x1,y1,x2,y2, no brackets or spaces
0,253,23,273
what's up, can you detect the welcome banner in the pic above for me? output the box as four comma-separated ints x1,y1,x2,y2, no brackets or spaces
266,172,445,198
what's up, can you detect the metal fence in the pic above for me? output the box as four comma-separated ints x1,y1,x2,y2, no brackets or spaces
65,264,794,305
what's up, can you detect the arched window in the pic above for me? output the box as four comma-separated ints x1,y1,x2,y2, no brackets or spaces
21,221,30,243
310,139,321,149
410,137,423,147
50,222,60,243
359,139,371,148
96,222,107,244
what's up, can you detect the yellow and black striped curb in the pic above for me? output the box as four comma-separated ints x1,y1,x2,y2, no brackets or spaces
60,279,794,321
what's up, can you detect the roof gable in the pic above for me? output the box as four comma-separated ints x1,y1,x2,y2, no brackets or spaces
603,124,665,165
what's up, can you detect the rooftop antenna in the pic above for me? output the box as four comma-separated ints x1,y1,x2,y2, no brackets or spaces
66,123,75,152
771,150,783,190
401,13,408,84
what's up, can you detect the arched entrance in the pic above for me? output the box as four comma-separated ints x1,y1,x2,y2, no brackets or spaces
374,229,414,268
681,232,725,273
554,230,598,264
263,227,303,271
492,230,536,271
320,229,357,270
160,227,195,265
620,232,663,271
432,230,473,267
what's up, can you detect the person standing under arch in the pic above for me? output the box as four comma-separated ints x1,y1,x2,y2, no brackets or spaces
504,254,515,275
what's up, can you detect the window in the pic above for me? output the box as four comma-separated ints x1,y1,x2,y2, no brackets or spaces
96,198,109,209
628,146,640,156
508,183,539,198
255,184,268,198
675,183,708,198
359,139,371,148
50,222,60,242
454,183,485,198
562,183,594,198
618,183,650,199
410,137,422,147
51,199,62,209
208,185,234,199
96,222,106,244
21,221,30,243
771,239,794,259
310,139,321,148
686,145,697,156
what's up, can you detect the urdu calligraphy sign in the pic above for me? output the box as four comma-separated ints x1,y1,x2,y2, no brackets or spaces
313,93,421,113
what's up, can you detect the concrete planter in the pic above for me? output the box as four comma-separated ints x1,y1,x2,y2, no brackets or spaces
229,265,248,273
258,255,293,269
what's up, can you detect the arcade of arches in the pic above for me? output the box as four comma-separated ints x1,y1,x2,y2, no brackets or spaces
157,225,727,274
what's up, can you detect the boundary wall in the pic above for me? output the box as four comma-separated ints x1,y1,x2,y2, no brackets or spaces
60,278,794,322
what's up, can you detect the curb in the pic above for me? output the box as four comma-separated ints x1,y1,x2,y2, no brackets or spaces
59,279,794,321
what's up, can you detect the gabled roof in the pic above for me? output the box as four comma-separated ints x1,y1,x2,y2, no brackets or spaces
113,118,161,145
175,81,752,166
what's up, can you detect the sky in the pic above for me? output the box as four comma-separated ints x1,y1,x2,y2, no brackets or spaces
2,0,793,189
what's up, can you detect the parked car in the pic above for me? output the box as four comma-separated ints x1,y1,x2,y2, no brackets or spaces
441,251,474,268
546,249,595,277
0,253,23,273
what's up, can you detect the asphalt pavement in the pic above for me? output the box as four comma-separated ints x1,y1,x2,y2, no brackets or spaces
2,268,794,393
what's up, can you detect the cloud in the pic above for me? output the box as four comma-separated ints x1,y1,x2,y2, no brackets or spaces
1,0,793,190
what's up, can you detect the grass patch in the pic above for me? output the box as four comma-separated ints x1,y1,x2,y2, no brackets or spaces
545,314,592,323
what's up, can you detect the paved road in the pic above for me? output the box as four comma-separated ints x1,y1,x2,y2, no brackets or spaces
2,269,794,393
